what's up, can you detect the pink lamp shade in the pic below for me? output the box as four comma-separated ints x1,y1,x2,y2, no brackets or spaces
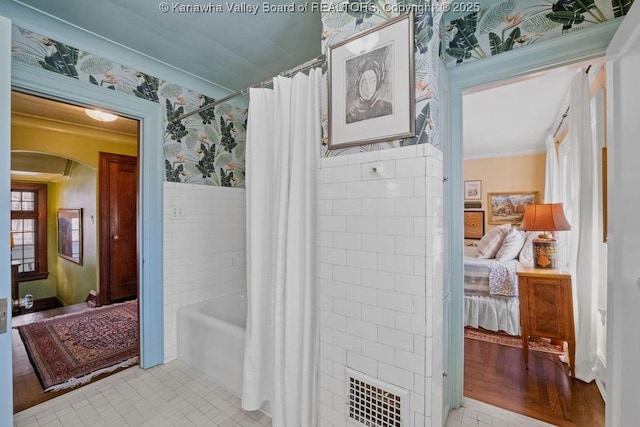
519,203,571,233
519,203,571,269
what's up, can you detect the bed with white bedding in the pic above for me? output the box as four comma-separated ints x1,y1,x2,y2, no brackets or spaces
464,246,521,336
462,222,538,336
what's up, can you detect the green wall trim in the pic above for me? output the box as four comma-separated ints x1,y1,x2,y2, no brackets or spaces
445,18,621,410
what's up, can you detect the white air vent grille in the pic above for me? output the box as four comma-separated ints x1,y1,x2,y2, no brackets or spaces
346,368,409,427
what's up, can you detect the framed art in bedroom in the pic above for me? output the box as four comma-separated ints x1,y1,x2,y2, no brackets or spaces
488,191,539,225
327,12,415,149
464,180,481,200
464,210,484,239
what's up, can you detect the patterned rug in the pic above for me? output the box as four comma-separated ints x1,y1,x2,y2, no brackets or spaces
17,300,139,392
464,327,564,354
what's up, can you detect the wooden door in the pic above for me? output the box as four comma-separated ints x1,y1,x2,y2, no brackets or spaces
99,152,138,304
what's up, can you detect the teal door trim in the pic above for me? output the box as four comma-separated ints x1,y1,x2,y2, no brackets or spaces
445,18,621,410
0,14,13,427
12,62,165,369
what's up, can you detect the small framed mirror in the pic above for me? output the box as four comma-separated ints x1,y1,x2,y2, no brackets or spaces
57,208,82,265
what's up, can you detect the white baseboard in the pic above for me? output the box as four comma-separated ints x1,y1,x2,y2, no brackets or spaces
594,353,607,401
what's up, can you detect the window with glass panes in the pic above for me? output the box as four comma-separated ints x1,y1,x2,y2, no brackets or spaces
11,183,48,281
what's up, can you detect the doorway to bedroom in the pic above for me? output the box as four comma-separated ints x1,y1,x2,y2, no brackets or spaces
461,61,606,426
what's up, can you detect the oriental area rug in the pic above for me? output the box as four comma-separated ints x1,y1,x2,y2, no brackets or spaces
464,326,564,355
17,300,139,392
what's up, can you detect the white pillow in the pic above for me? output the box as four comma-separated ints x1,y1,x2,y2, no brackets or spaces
476,224,511,259
495,227,526,261
518,231,538,264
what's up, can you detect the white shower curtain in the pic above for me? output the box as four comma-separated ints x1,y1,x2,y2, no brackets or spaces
242,69,320,427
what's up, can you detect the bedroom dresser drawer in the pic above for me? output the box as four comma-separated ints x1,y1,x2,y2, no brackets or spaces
516,263,575,377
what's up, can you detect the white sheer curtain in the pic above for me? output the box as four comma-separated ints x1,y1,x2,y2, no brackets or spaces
544,134,560,203
556,70,599,382
545,134,570,267
242,69,320,426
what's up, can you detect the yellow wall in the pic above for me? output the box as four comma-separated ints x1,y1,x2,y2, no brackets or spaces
464,153,546,239
12,118,137,304
52,164,98,305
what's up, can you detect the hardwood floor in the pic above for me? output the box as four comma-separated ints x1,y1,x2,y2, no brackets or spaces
464,336,605,427
12,303,136,414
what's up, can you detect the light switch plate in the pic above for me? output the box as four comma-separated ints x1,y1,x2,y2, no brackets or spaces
0,298,7,334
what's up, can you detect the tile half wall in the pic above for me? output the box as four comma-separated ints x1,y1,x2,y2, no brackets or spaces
319,144,444,427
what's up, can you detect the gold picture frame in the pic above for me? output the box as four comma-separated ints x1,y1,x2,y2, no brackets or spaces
488,191,539,225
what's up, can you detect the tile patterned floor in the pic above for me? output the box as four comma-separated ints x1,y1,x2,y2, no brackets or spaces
445,398,557,427
14,360,554,427
13,361,271,427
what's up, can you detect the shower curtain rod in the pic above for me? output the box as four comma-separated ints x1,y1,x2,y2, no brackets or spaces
177,54,325,121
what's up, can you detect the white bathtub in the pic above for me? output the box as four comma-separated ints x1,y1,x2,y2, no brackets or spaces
177,291,246,396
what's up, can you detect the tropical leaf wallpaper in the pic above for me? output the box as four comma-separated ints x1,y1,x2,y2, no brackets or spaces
10,0,632,164
443,0,634,66
11,26,247,188
320,0,444,156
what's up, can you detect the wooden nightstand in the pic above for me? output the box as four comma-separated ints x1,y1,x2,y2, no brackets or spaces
516,263,576,377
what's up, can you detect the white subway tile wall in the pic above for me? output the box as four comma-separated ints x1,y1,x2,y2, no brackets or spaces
14,152,558,427
319,144,444,427
163,183,246,361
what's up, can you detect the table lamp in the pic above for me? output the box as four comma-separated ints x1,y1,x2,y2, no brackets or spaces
519,203,571,269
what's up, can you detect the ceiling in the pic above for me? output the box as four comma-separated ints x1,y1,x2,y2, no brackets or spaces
12,91,139,135
463,66,583,159
15,0,322,92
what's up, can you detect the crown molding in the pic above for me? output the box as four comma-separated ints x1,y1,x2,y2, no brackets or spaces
12,113,137,145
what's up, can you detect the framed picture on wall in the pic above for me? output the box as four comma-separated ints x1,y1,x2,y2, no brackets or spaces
464,180,481,200
327,13,415,149
464,211,485,239
57,208,83,265
488,191,539,225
